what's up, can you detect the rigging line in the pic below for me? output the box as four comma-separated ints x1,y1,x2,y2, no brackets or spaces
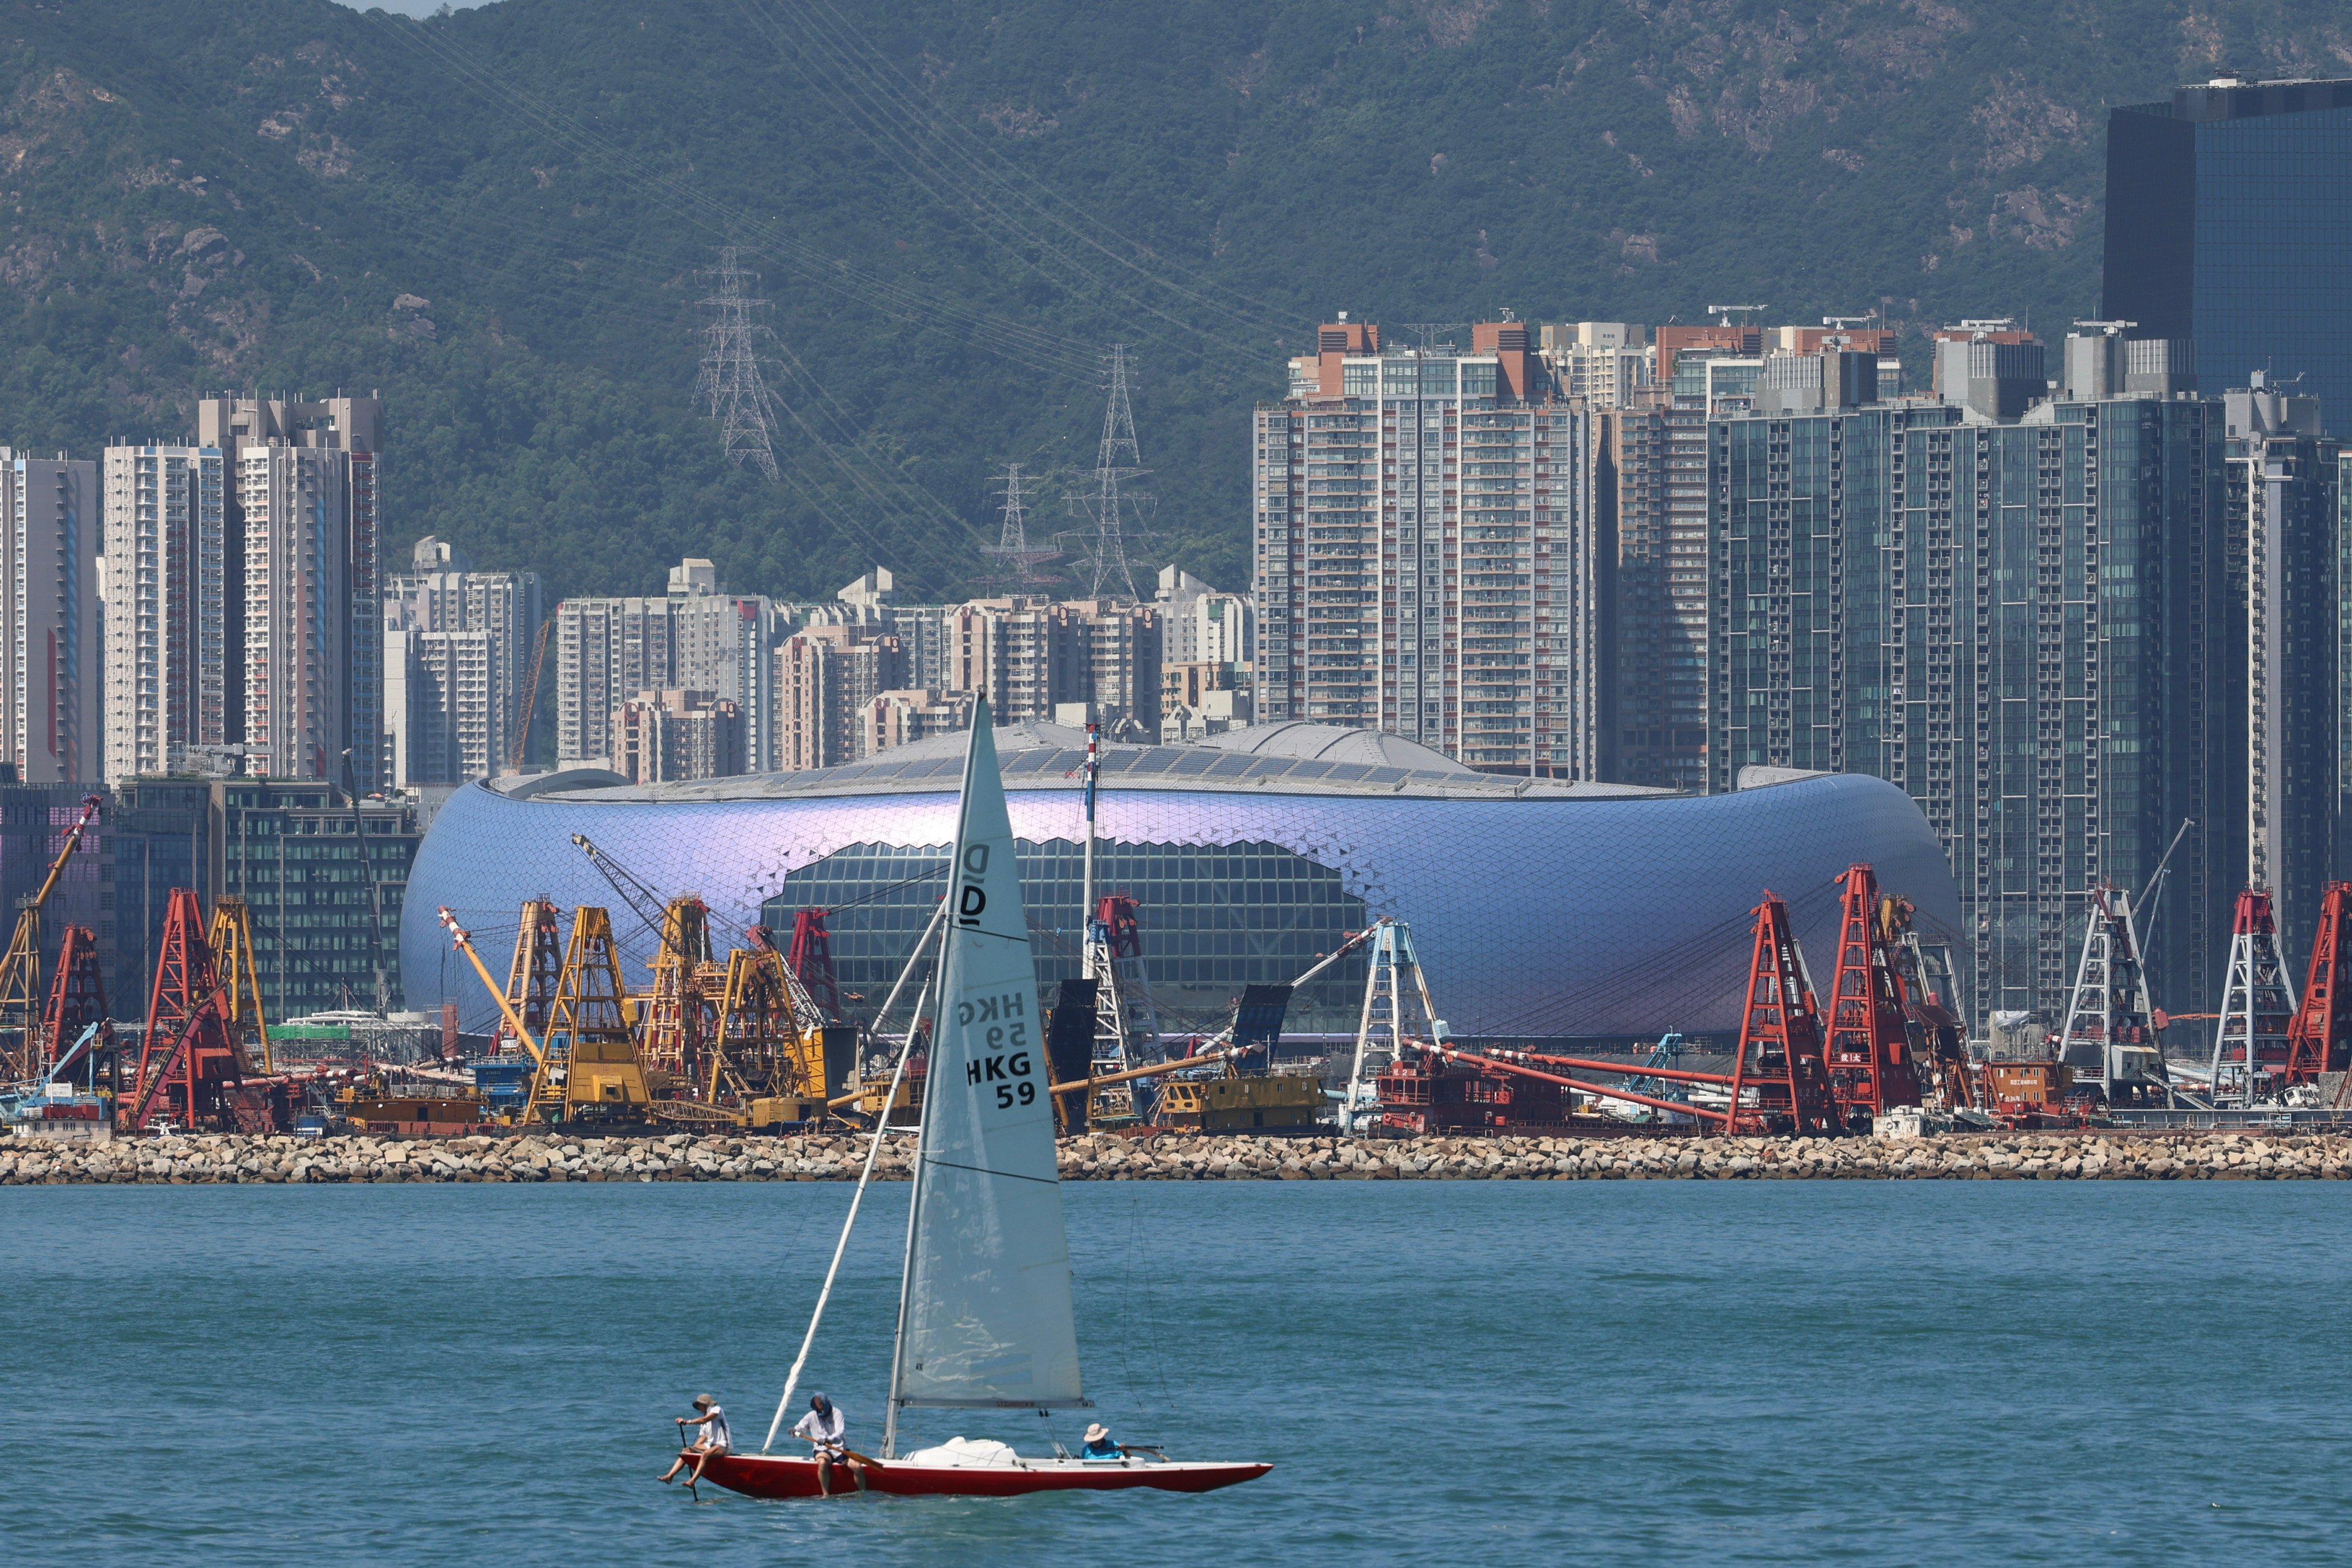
748,0,1295,341
729,0,1276,374
360,14,1109,373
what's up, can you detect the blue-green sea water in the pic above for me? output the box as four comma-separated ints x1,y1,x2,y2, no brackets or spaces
5,1180,2347,1566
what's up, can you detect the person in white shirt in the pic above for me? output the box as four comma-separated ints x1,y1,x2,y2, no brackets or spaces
790,1393,866,1494
661,1395,731,1488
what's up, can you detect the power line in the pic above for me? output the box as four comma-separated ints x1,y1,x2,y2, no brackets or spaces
695,246,783,480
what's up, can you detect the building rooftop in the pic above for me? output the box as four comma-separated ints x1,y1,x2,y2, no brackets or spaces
488,721,1675,805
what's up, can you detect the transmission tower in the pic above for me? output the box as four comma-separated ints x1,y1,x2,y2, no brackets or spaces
694,247,781,481
1065,345,1150,601
977,464,1061,594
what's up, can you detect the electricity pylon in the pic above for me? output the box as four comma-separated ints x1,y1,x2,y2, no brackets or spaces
1067,345,1150,601
695,247,781,480
978,463,1060,594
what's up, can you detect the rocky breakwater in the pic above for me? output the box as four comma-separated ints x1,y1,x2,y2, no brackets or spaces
6,1129,2352,1184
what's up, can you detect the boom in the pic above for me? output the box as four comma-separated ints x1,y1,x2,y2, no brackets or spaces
0,793,104,1080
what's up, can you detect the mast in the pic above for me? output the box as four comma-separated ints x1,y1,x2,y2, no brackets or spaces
881,921,947,1459
758,899,944,1454
1080,719,1099,952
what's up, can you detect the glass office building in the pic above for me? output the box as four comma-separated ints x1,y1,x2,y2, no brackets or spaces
2105,76,2352,429
113,778,420,1021
400,721,1960,1044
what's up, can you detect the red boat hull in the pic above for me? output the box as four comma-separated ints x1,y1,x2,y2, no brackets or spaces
693,1450,1270,1500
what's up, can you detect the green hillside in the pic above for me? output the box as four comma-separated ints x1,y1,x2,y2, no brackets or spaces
0,0,2328,604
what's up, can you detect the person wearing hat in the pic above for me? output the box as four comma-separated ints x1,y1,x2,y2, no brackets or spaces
1079,1422,1126,1461
661,1395,731,1487
790,1393,865,1494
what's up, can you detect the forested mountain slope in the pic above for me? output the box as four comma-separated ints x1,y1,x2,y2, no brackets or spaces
1,0,2338,603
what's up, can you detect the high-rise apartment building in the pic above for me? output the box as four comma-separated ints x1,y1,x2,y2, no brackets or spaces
2106,75,2352,432
102,444,227,781
1156,566,1253,666
1701,326,2342,1021
554,557,777,771
0,453,99,783
383,536,543,786
862,688,976,755
613,688,744,785
196,394,383,787
2219,379,2343,943
237,442,351,781
778,624,904,770
1538,322,1652,407
1253,319,1601,775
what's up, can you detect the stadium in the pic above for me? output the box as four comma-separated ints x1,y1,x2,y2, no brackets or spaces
398,722,1961,1043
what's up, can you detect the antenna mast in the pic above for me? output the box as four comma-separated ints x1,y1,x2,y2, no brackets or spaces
695,246,782,481
1069,345,1149,601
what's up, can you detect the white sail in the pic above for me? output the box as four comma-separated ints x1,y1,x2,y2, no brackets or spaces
894,707,1086,1411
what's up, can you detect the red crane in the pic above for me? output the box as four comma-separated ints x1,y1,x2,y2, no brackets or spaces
125,889,256,1131
1821,864,1924,1126
786,909,843,1024
1723,891,1842,1135
0,792,103,1079
2284,882,2352,1089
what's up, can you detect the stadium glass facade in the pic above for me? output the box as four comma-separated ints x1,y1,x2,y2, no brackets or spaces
765,839,1369,1035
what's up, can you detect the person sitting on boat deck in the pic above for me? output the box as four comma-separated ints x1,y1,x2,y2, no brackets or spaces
792,1393,865,1493
660,1395,730,1487
1080,1423,1126,1461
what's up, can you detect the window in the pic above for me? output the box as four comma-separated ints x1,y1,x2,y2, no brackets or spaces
766,839,1369,1032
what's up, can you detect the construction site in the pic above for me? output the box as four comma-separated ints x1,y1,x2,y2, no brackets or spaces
11,724,2352,1153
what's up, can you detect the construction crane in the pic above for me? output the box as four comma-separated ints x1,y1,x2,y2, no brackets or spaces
439,907,560,1121
509,616,551,773
641,894,715,1089
208,897,273,1076
0,793,103,1082
571,832,679,956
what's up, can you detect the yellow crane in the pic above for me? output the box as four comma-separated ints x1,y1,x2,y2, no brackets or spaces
439,904,653,1123
542,905,652,1116
0,793,103,1081
439,906,560,1121
207,896,273,1075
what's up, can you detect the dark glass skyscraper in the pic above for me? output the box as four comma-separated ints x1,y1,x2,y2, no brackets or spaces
2105,77,2352,430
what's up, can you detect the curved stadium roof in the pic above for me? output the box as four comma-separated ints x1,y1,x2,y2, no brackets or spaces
409,723,1959,1040
492,721,1675,806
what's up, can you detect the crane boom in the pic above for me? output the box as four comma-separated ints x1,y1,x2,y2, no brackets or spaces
436,908,551,1073
509,616,551,772
27,794,103,913
0,793,103,1080
570,832,674,949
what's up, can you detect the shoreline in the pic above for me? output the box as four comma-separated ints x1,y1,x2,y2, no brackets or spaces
4,1129,2349,1183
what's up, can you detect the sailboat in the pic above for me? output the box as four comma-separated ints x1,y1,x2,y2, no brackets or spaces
693,704,1270,1501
